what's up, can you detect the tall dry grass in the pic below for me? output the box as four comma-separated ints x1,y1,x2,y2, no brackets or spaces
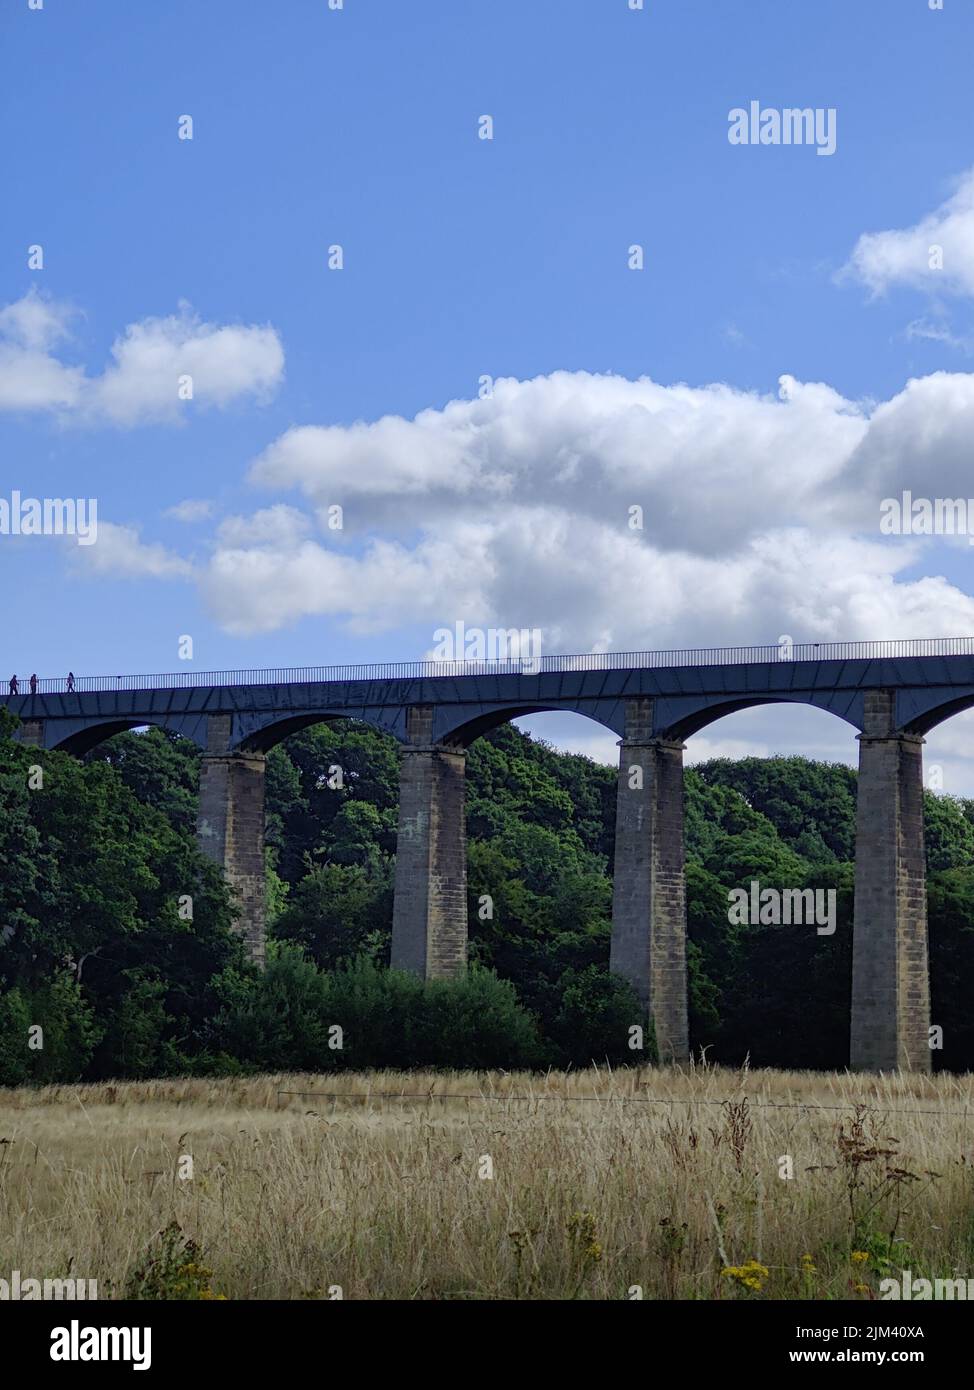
2,1063,973,1299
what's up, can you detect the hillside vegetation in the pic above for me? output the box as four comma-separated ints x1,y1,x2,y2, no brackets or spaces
3,711,974,1081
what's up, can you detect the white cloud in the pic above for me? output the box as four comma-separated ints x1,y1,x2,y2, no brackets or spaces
164,498,214,523
74,522,193,579
49,353,974,688
198,368,974,645
685,732,774,764
202,533,471,637
0,292,284,424
0,290,84,411
833,369,974,508
904,318,971,353
249,371,867,557
0,288,74,351
216,505,311,549
90,305,284,425
843,168,974,298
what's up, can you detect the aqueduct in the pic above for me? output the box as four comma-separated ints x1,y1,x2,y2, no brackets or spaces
6,637,974,1073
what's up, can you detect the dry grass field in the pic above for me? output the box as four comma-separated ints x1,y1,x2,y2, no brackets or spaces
2,1063,973,1300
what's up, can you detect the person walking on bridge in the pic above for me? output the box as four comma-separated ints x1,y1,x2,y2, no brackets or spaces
29,673,37,695
8,675,17,695
66,671,75,692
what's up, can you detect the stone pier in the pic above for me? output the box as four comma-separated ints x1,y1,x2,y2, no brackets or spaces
390,705,468,978
850,691,930,1073
609,697,689,1063
196,715,267,966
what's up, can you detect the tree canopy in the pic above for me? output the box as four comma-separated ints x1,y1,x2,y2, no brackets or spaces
2,710,973,1080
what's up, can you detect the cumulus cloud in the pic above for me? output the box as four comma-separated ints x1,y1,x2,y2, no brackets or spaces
0,291,284,424
0,289,74,352
842,168,974,298
216,505,311,549
203,533,471,637
833,370,974,509
74,522,194,580
249,371,867,556
196,368,974,646
90,305,283,425
0,290,84,411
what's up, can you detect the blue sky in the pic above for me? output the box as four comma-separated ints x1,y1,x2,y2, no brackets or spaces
3,0,974,779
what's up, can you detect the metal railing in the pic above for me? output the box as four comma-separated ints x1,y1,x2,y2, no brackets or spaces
4,637,974,696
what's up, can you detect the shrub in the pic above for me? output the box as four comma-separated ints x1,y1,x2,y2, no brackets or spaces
209,947,330,1071
548,964,655,1066
393,965,543,1070
211,949,543,1071
124,1222,223,1300
0,974,101,1086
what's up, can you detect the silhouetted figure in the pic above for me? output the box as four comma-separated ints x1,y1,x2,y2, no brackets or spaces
8,675,17,695
66,671,75,692
29,673,37,695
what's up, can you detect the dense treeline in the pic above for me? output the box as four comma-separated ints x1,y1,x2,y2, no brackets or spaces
2,707,974,1082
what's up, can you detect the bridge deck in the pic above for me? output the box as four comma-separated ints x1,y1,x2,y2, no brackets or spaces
4,639,974,750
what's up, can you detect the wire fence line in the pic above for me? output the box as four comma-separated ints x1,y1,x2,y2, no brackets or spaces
275,1090,972,1117
8,636,974,696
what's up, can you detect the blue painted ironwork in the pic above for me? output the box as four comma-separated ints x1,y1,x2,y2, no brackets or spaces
7,635,974,694
4,638,974,752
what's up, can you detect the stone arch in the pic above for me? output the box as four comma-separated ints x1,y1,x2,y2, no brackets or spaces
902,690,974,738
235,708,404,754
50,716,207,757
660,694,862,743
435,703,620,748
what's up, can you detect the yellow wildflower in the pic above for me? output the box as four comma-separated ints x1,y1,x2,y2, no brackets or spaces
721,1259,769,1293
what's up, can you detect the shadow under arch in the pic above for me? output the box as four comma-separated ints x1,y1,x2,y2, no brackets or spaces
903,690,974,738
53,718,203,758
437,705,618,749
237,709,400,755
661,695,862,743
